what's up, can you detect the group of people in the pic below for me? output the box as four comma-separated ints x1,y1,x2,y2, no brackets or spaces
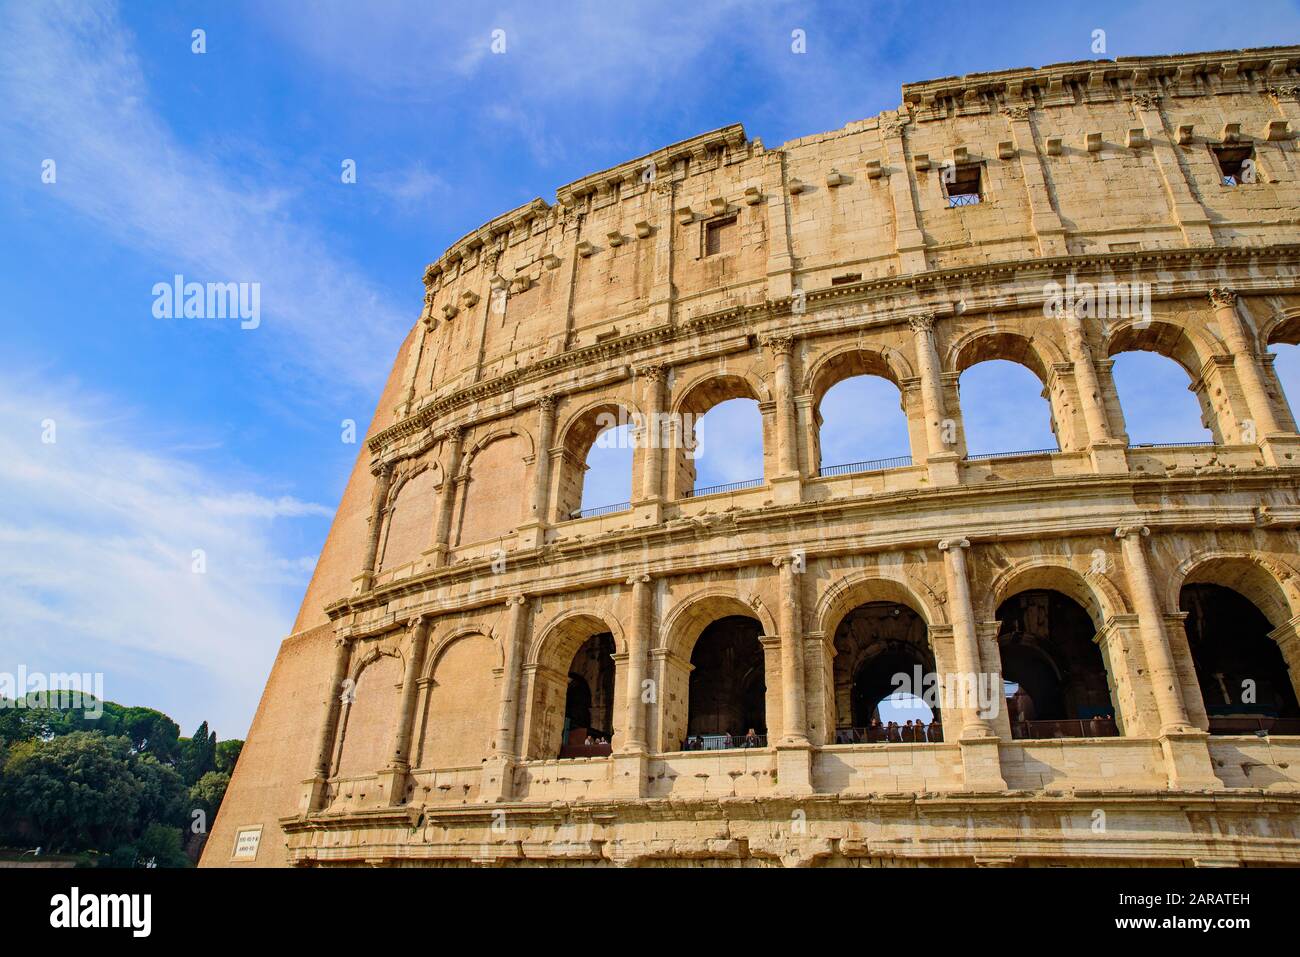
836,716,943,744
684,728,764,750
581,733,610,746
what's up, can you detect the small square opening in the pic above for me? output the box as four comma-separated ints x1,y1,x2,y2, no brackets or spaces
1213,144,1256,186
945,164,983,207
704,216,737,256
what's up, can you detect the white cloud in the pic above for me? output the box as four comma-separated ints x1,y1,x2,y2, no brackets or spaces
0,373,322,738
0,0,409,394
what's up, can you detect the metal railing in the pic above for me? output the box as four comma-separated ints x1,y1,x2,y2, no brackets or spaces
681,733,768,751
947,192,981,207
1130,440,1213,449
569,501,631,520
819,455,913,477
1208,716,1300,736
835,724,944,744
1010,718,1119,740
684,477,763,499
965,447,1058,461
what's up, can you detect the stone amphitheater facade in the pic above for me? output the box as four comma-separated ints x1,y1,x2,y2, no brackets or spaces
204,46,1300,868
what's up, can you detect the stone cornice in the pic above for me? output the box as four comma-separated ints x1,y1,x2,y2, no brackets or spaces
324,467,1300,635
902,45,1300,113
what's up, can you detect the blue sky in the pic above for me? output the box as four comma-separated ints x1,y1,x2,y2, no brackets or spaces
2,0,1298,739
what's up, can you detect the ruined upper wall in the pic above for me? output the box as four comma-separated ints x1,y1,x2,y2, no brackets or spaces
401,44,1300,420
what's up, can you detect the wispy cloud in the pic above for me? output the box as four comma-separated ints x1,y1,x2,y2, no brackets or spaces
0,372,322,737
0,0,409,394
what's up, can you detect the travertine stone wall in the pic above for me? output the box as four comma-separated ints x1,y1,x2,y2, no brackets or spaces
206,46,1300,868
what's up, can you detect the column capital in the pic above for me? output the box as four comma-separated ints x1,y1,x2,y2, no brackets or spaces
536,393,556,412
504,593,529,607
406,613,429,631
441,424,465,442
1114,524,1150,540
999,105,1031,121
1207,287,1237,309
1131,91,1162,110
626,573,652,586
937,536,971,551
772,554,801,570
635,362,667,382
907,312,937,335
762,333,796,357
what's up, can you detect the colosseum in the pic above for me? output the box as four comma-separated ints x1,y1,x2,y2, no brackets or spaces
205,45,1300,868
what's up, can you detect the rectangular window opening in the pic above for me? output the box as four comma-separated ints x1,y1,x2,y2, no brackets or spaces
945,164,983,207
704,216,738,256
1213,144,1256,186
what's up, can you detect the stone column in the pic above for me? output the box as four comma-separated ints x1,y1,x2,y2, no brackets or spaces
1131,93,1215,247
303,636,352,811
622,575,652,752
1062,308,1128,473
1268,615,1300,706
613,574,653,798
518,398,555,547
428,426,464,566
1208,288,1289,456
765,335,803,503
353,463,393,594
773,554,813,793
636,365,666,525
773,555,809,745
937,538,996,739
1115,526,1191,734
483,595,529,802
938,537,1006,791
909,314,959,485
383,616,431,808
1114,526,1220,788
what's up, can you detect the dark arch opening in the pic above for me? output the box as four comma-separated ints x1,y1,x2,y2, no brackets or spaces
561,633,615,755
685,616,766,749
1180,583,1300,734
833,601,940,743
996,589,1117,738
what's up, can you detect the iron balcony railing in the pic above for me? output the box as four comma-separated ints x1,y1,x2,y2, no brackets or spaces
681,733,768,751
965,447,1058,461
1207,716,1300,736
1010,717,1119,740
1130,440,1213,449
947,192,981,207
684,477,763,499
835,724,944,744
819,455,913,478
568,501,631,520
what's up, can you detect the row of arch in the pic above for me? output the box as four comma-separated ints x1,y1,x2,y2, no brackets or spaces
375,308,1300,563
330,550,1300,778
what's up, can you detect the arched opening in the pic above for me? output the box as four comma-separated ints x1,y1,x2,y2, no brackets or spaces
958,360,1059,458
1180,583,1300,734
817,375,912,475
832,601,941,743
1107,322,1217,446
557,404,635,521
1265,317,1300,433
674,375,765,499
996,590,1117,739
1110,351,1213,445
559,633,616,757
684,615,767,750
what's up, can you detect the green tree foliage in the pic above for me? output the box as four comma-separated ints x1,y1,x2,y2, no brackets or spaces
0,696,244,866
178,721,217,786
0,732,186,857
215,738,242,774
